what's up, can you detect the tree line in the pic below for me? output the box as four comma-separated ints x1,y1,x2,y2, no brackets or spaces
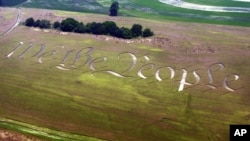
24,17,154,39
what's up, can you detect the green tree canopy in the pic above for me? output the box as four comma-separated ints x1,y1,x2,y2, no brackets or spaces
91,22,106,35
131,24,143,37
102,21,117,34
109,1,119,16
25,17,35,27
74,22,85,33
121,27,133,39
39,19,51,29
142,28,154,37
53,21,61,29
33,19,41,27
24,17,154,39
109,26,122,38
60,18,79,32
84,23,92,33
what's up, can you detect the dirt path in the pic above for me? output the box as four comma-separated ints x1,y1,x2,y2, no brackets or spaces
0,8,22,38
159,0,250,13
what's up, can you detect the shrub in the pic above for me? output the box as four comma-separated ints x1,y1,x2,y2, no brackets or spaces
84,23,92,33
142,28,154,37
39,20,51,29
53,21,61,29
91,23,106,35
60,18,79,32
121,27,133,39
131,24,143,37
25,17,35,27
102,21,117,35
33,20,41,27
74,23,85,33
109,26,122,38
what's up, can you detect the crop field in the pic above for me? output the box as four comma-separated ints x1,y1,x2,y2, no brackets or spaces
0,1,250,141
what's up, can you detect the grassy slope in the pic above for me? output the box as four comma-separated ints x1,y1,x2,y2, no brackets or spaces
117,0,250,26
23,0,108,14
2,0,250,26
0,8,250,141
183,0,250,7
16,0,250,27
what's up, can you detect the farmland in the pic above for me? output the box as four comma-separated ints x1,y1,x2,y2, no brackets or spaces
0,0,250,141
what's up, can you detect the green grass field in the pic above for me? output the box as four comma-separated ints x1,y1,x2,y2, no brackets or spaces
0,0,250,141
13,0,250,26
0,1,250,141
184,0,250,7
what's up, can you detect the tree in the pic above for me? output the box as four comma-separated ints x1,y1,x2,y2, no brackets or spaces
25,17,35,27
102,21,117,35
39,19,51,29
121,27,133,39
142,28,154,37
74,22,85,33
90,23,106,35
33,20,41,27
109,26,122,38
60,18,79,32
131,24,142,37
109,1,119,16
53,21,61,29
85,23,92,33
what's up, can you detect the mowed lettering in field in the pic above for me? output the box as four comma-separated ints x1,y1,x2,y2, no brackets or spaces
5,42,241,92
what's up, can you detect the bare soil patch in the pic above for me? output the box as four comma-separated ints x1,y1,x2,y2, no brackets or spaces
0,129,41,141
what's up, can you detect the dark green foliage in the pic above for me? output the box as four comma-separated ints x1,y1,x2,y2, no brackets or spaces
74,23,85,33
25,17,35,27
91,23,106,35
84,23,92,33
109,26,122,38
25,18,50,29
109,1,119,16
53,21,61,29
33,20,41,27
142,28,154,37
60,18,79,32
121,27,133,39
39,20,51,29
89,22,97,33
102,21,117,35
131,24,143,37
24,17,154,39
